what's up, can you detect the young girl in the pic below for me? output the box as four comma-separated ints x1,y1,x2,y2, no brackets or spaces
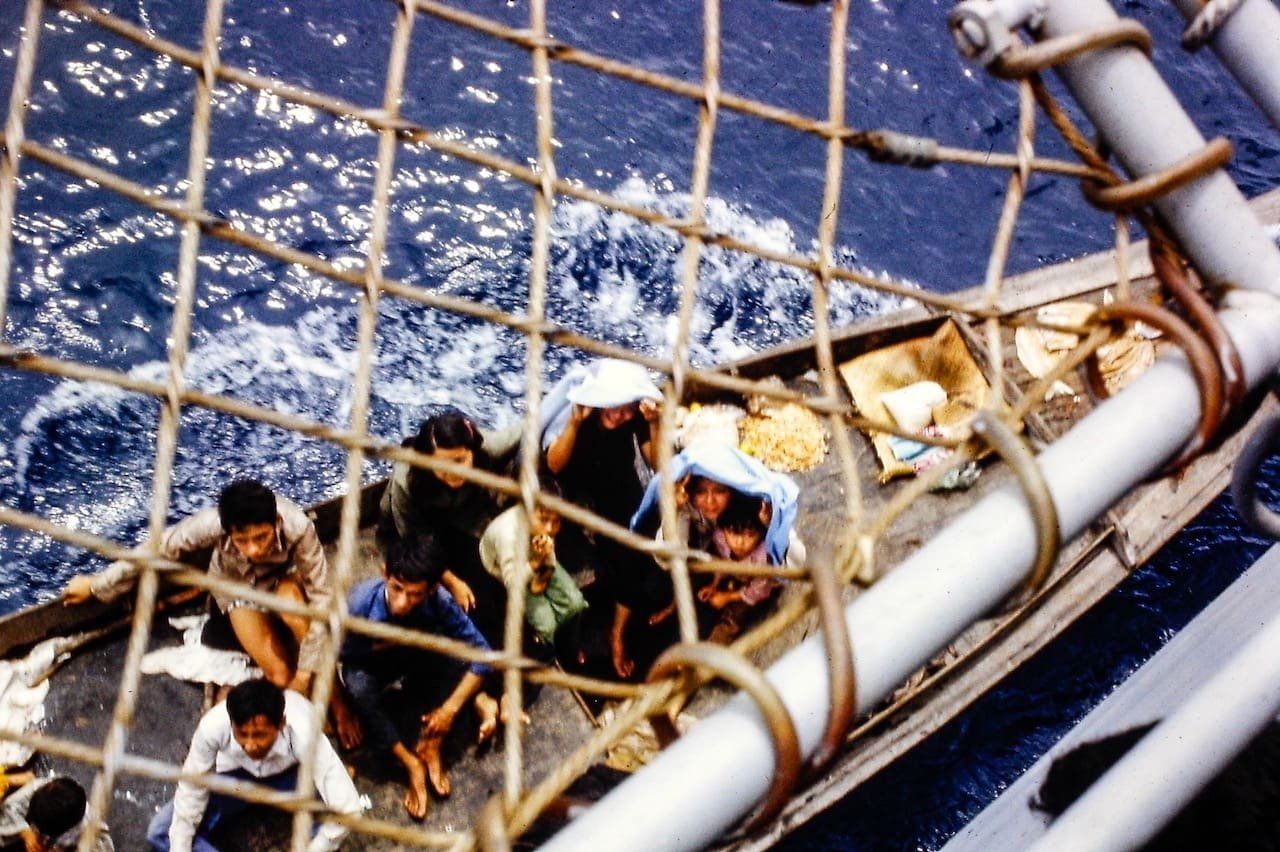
697,493,784,644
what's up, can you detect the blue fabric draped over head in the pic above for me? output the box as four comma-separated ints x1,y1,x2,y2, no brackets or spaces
630,439,799,564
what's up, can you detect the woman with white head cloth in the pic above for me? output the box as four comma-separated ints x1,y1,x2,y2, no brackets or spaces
539,357,665,679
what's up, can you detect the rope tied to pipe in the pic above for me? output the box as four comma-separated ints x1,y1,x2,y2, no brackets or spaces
1182,0,1248,50
644,642,802,835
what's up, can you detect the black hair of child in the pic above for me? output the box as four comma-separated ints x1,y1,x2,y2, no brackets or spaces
217,480,278,533
385,533,448,588
25,777,87,840
716,492,766,535
226,678,286,727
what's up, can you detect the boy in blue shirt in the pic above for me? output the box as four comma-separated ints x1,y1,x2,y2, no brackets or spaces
339,534,495,819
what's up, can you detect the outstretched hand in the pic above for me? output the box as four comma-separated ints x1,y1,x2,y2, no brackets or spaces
61,575,95,607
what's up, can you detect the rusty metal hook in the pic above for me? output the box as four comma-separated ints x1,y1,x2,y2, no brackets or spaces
802,556,857,775
646,642,801,834
970,411,1060,605
1086,301,1224,473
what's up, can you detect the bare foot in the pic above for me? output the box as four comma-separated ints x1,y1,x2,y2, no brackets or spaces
475,693,499,745
403,757,429,819
415,735,450,797
499,694,530,728
610,639,635,680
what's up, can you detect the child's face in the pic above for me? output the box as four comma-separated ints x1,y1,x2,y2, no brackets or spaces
531,507,561,538
229,521,277,563
430,445,474,489
722,525,764,560
232,713,283,760
385,574,433,617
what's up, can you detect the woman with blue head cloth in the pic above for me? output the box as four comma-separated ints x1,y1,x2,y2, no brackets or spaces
539,357,666,679
632,438,806,641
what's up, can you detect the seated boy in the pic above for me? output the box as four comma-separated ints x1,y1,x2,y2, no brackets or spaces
479,494,588,658
147,678,359,852
0,775,113,852
697,494,789,644
62,480,331,694
338,534,497,819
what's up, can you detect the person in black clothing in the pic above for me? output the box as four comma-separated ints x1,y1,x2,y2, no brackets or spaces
540,358,665,679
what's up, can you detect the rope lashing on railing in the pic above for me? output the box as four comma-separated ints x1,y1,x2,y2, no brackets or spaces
644,642,801,835
1182,0,1248,50
1019,70,1241,472
969,411,1060,606
1085,301,1224,473
1148,235,1247,415
1082,137,1235,212
990,20,1153,79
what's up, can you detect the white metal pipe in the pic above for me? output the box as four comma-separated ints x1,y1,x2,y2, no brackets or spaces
1037,0,1280,298
1030,609,1280,852
541,3,1280,847
1168,0,1280,132
543,300,1280,852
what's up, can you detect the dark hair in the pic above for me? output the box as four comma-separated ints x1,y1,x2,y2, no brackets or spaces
26,777,87,840
410,412,484,455
217,480,278,533
384,533,447,587
226,678,286,727
534,471,562,500
717,492,767,535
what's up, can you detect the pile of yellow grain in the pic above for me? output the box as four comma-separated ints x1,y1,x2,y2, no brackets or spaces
739,397,829,472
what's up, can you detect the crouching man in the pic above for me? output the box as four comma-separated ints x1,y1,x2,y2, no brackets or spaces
147,679,361,852
63,480,332,694
338,534,496,819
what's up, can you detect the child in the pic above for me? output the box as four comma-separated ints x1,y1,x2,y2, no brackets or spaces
62,480,332,695
147,678,361,852
338,534,498,819
479,493,588,657
0,775,113,851
697,494,785,644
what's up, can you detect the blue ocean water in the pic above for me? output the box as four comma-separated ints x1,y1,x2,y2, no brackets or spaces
1,1,1279,848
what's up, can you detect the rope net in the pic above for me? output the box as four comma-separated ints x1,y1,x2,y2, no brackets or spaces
0,0,1240,849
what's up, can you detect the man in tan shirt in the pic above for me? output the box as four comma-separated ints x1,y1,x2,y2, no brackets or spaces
62,480,331,694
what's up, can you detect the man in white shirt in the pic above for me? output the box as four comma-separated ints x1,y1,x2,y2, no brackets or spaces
146,679,361,852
